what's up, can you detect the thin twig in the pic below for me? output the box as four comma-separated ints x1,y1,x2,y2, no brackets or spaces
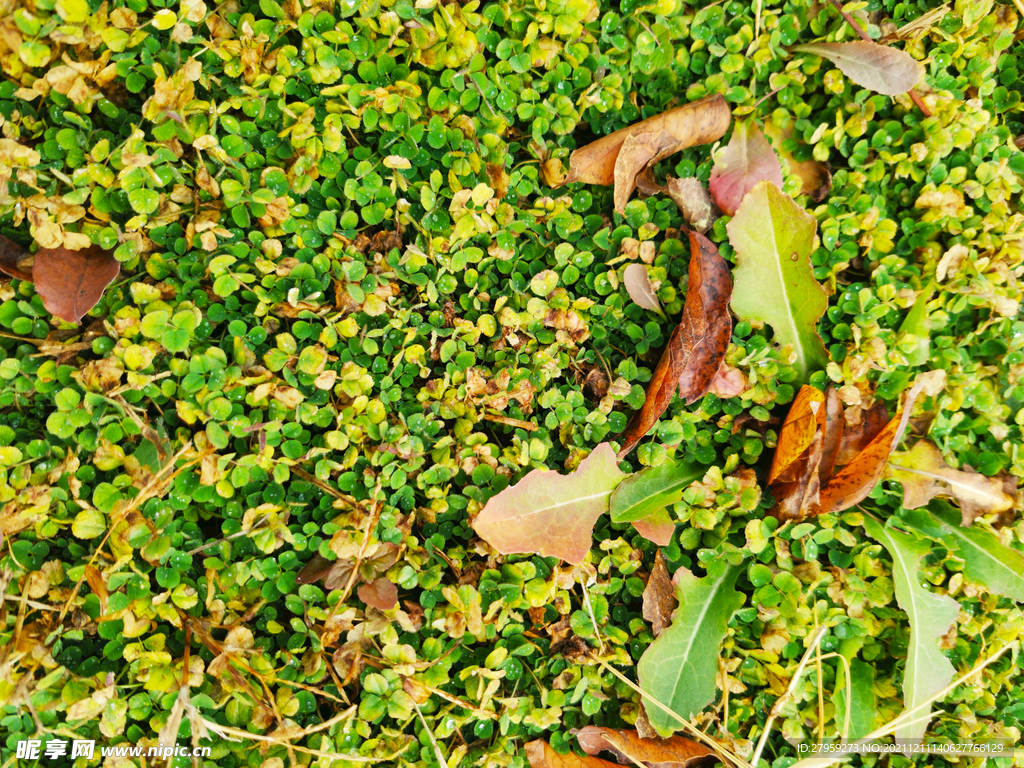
595,658,753,768
784,639,1019,768
481,413,538,431
750,626,828,766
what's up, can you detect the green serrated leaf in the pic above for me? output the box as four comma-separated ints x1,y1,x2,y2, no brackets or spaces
863,514,959,745
638,563,744,736
835,657,877,740
903,502,1024,602
609,458,708,523
726,180,829,381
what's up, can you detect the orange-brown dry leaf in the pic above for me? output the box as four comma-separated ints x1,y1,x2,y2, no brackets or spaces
768,385,825,484
561,95,731,214
836,400,890,466
525,740,622,768
618,232,732,457
772,428,824,521
642,552,676,638
815,369,945,516
357,577,399,611
818,385,845,484
33,245,120,324
84,565,108,616
0,235,33,281
575,726,715,768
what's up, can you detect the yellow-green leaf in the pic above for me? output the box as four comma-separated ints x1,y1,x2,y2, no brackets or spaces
726,180,829,381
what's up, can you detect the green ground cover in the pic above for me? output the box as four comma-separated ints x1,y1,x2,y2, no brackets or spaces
1,0,1023,766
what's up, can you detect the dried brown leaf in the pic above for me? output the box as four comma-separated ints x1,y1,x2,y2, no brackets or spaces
643,552,676,638
768,385,825,485
0,235,33,281
526,740,621,768
575,726,715,768
816,371,945,515
818,385,845,484
33,244,120,324
837,400,890,465
618,232,732,458
772,428,824,521
562,96,731,214
357,577,399,611
666,177,719,233
624,264,663,313
884,441,1016,525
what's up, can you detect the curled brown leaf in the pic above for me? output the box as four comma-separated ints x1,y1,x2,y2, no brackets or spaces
666,177,719,233
642,552,676,638
618,232,732,458
561,95,731,214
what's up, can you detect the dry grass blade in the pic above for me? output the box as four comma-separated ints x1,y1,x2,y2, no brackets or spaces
595,658,753,768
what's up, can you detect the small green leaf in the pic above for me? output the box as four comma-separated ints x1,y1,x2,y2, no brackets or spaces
127,188,160,215
73,508,106,539
902,503,1024,602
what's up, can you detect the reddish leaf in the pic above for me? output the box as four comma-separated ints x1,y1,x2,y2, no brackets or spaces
472,443,628,564
526,740,621,768
0,235,33,281
33,245,120,324
642,552,676,638
618,232,732,458
708,120,784,216
631,507,675,546
575,726,715,768
357,577,398,611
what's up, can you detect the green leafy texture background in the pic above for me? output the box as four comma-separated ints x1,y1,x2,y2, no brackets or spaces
0,0,1023,763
